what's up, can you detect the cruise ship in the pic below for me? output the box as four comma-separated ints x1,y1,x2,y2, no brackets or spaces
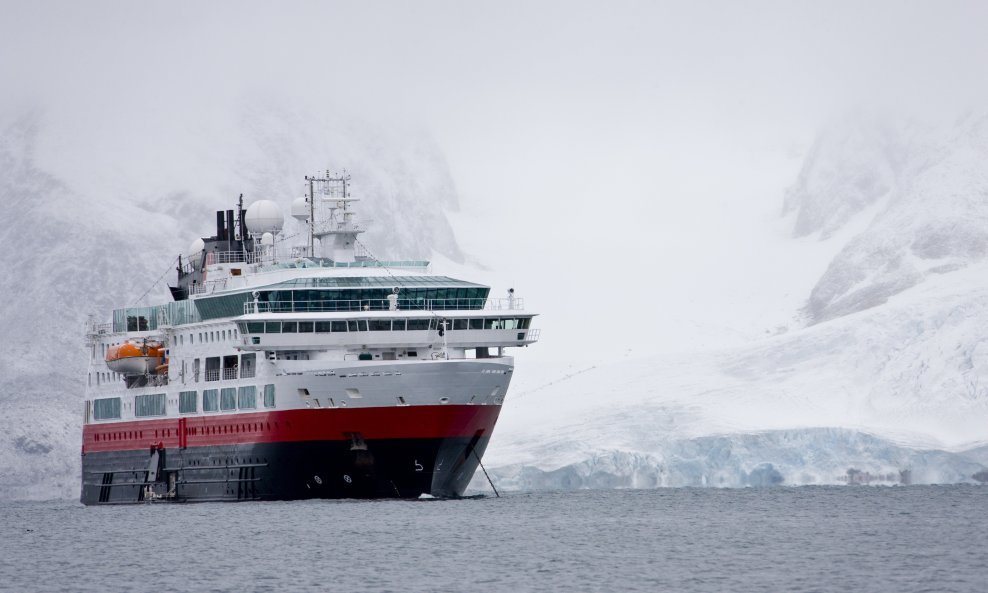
80,172,539,504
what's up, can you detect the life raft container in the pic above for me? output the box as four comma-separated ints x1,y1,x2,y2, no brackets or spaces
105,341,164,375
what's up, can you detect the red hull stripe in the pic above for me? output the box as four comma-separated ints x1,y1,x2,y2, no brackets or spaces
82,405,501,453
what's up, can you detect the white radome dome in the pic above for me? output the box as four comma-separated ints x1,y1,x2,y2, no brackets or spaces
187,238,205,268
291,197,309,221
245,200,284,234
260,232,274,246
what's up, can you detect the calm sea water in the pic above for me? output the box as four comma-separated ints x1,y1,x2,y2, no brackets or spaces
2,486,986,593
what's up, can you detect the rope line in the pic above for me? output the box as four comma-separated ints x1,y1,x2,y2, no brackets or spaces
131,256,180,307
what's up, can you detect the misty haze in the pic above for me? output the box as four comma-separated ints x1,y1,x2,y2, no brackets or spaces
3,2,988,592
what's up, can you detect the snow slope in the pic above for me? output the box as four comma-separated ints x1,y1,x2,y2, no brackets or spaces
475,113,988,490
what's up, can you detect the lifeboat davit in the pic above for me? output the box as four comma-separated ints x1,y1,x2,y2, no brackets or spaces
106,341,164,375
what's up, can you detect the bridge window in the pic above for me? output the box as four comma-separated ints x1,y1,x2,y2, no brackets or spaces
408,319,429,331
469,319,483,330
453,319,468,330
264,384,276,408
298,321,314,333
369,319,391,331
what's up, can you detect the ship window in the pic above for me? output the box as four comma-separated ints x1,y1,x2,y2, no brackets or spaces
220,388,236,410
331,321,347,332
238,386,257,409
282,322,298,333
263,384,276,408
469,318,483,330
315,321,332,332
485,318,500,330
369,319,391,331
391,319,406,331
298,322,314,333
93,397,121,420
135,393,166,417
453,319,468,330
179,390,197,414
205,357,220,381
408,319,429,331
247,322,263,333
240,353,256,378
265,322,282,334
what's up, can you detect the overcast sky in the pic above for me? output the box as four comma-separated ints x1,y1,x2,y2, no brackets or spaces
4,1,987,360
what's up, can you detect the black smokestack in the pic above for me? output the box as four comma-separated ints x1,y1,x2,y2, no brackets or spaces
216,211,226,241
226,210,235,250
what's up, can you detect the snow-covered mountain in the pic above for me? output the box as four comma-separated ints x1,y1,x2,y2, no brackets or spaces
0,102,465,499
5,106,988,499
786,112,988,323
474,112,988,491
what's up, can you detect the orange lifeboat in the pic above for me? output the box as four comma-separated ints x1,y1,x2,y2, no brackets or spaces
105,341,164,375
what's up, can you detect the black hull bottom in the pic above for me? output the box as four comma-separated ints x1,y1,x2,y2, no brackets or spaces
80,436,490,505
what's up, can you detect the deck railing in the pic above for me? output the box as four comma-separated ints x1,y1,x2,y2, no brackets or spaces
242,297,524,315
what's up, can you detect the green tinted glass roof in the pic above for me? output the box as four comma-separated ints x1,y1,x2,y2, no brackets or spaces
260,276,486,289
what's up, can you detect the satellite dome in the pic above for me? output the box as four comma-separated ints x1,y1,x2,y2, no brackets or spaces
291,197,309,221
260,232,274,246
187,238,205,268
244,200,284,234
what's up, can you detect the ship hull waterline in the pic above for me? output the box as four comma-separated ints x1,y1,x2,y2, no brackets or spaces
80,405,499,504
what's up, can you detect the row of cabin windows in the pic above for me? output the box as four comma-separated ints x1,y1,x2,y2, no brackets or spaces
92,385,275,420
201,353,256,382
92,370,123,386
196,385,276,413
240,317,532,335
176,328,238,346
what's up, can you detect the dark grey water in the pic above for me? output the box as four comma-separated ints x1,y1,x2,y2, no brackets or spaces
2,486,987,593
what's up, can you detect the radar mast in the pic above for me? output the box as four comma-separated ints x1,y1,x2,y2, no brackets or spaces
304,170,364,262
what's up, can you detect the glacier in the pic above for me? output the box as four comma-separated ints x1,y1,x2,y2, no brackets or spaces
471,112,988,492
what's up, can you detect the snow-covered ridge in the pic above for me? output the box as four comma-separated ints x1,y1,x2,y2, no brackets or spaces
787,111,988,323
475,114,988,491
